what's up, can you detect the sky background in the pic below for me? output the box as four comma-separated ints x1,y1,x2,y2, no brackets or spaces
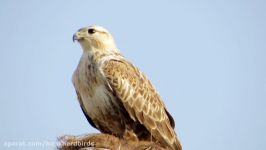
0,0,266,150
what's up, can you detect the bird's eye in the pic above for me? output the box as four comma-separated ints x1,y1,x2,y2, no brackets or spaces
88,29,96,34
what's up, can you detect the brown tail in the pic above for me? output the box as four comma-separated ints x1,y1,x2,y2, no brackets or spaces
172,138,182,150
152,120,182,150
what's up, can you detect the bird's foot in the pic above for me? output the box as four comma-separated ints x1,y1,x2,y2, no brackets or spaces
123,129,139,142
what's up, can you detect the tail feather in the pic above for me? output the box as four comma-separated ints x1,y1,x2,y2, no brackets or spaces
172,138,182,150
152,120,182,150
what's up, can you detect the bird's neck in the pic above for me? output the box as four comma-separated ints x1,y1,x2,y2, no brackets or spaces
81,47,123,67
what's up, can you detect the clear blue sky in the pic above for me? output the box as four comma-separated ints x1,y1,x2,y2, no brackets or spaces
0,0,265,150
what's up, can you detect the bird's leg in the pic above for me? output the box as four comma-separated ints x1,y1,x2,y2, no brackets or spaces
150,131,153,142
123,129,139,142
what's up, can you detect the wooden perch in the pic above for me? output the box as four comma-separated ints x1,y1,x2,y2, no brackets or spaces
58,133,170,150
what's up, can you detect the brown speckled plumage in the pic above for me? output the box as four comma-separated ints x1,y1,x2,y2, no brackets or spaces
72,25,182,150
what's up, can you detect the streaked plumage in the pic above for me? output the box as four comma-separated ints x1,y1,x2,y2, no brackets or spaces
72,25,182,150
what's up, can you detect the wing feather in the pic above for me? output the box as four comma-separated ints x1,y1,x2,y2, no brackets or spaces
101,59,182,150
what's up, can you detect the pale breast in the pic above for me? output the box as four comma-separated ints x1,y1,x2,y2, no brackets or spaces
72,53,119,123
81,84,114,119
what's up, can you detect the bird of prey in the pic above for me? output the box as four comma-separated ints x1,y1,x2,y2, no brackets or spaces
72,25,182,150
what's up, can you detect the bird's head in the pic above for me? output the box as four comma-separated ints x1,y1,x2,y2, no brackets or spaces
73,25,118,53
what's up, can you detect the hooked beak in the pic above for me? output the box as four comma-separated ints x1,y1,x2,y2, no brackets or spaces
73,31,83,42
73,34,78,42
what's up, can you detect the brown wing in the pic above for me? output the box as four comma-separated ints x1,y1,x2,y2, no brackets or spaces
102,59,182,150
